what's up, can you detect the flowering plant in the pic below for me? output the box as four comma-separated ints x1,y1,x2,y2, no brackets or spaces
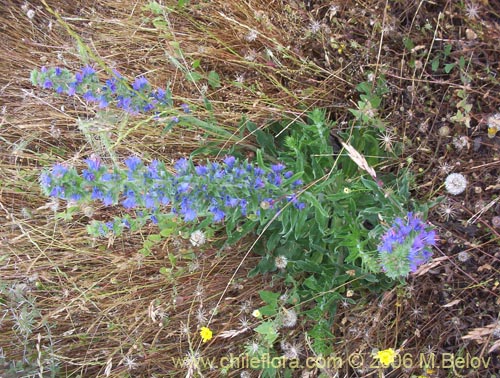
40,154,305,238
30,65,173,115
378,212,437,278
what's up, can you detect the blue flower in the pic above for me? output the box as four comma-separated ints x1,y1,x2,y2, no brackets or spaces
105,77,117,93
43,78,53,89
177,182,190,193
180,103,190,113
294,202,306,210
117,96,132,111
133,77,149,91
103,193,114,206
85,156,101,171
52,164,68,178
54,67,62,76
223,156,236,168
98,95,109,108
271,163,285,173
378,213,437,278
124,156,142,172
284,171,294,179
122,218,131,228
144,194,156,209
195,165,208,176
210,206,225,222
91,187,104,201
67,83,77,96
82,65,96,77
146,160,160,179
225,196,239,208
174,158,189,173
75,72,84,84
123,191,137,209
40,172,51,188
83,90,96,102
82,170,95,181
50,185,65,198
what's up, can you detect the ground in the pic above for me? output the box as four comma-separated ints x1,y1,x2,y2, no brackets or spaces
0,0,499,377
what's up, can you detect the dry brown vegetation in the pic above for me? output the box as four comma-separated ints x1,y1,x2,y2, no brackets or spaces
1,0,500,377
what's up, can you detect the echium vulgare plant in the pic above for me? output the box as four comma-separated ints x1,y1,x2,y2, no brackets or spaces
30,65,175,115
378,212,436,279
40,154,305,239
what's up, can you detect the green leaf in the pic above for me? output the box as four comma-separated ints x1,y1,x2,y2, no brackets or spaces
254,321,278,345
431,57,440,72
444,63,455,73
259,290,280,305
207,70,221,88
148,234,162,242
259,304,278,316
160,227,174,237
191,59,201,69
186,71,203,83
403,37,414,51
144,1,164,14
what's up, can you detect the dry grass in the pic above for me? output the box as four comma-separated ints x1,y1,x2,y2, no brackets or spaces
1,0,500,377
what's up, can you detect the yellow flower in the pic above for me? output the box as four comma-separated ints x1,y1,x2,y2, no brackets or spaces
200,327,213,343
252,309,262,319
375,348,396,366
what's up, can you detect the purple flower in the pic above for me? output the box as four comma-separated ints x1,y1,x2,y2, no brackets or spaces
180,205,197,222
91,187,104,201
105,78,117,93
40,172,51,188
174,158,189,173
103,193,114,206
67,83,77,96
225,196,239,208
124,156,142,172
180,103,190,113
271,163,285,173
284,171,293,179
52,164,68,178
50,185,65,198
210,206,225,222
133,77,148,91
85,156,101,171
223,156,236,168
43,78,53,89
378,213,437,277
123,191,137,209
146,160,160,179
177,182,190,193
83,90,96,102
98,95,109,108
82,170,95,181
75,72,83,84
54,67,62,76
195,165,208,176
82,65,96,77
